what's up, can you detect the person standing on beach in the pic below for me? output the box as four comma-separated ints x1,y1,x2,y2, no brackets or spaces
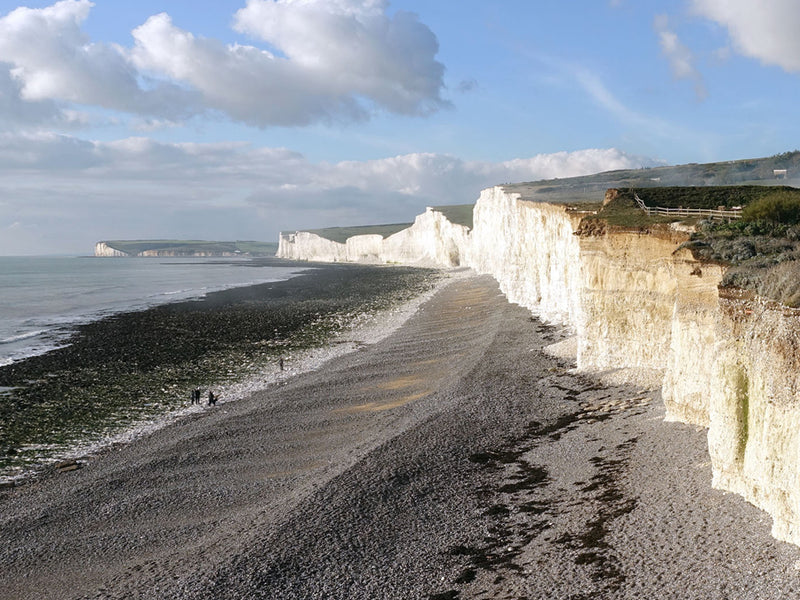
208,390,216,406
279,356,284,371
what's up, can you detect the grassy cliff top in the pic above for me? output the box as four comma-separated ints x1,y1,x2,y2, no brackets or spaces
306,223,412,244
504,151,800,204
578,187,800,307
430,204,474,229
102,240,278,256
573,186,800,231
619,186,798,209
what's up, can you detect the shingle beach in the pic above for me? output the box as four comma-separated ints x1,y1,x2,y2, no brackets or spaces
2,273,800,599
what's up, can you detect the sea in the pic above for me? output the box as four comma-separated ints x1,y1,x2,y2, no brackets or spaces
0,255,304,368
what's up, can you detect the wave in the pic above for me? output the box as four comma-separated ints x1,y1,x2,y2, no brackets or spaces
0,329,49,345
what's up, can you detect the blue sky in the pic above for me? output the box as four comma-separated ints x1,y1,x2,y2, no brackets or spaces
1,0,799,254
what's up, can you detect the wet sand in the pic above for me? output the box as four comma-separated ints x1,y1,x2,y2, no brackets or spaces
2,274,800,599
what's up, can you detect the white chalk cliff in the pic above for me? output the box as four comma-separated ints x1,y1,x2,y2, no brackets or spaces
279,185,800,547
278,207,471,267
94,242,129,257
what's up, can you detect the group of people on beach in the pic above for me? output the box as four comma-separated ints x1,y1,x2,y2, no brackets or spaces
188,356,285,407
190,388,217,406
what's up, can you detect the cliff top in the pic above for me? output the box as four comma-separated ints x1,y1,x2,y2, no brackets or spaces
99,240,278,256
503,151,800,205
306,223,412,244
430,204,474,229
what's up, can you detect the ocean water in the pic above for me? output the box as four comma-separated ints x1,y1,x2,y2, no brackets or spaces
0,256,303,367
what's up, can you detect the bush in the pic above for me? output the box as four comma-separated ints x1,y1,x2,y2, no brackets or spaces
723,259,800,307
741,190,800,225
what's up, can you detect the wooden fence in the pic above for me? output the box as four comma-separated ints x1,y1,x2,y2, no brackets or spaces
634,193,742,220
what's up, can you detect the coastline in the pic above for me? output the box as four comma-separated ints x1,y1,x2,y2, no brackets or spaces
0,262,442,482
0,255,306,368
3,273,799,599
46,266,456,479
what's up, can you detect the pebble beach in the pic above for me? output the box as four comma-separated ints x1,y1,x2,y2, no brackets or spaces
2,272,800,599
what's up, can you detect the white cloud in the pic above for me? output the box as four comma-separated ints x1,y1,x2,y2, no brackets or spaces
232,0,447,117
0,1,197,121
0,0,447,129
691,0,800,72
654,14,707,100
0,67,74,129
0,132,658,254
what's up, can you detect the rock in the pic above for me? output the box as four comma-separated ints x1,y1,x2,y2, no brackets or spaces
54,459,82,473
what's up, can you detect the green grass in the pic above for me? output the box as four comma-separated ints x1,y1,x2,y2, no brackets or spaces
741,190,800,224
502,151,800,205
307,223,412,244
576,186,800,231
622,186,799,209
430,204,475,229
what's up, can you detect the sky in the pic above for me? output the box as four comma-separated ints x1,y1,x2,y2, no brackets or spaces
2,0,800,255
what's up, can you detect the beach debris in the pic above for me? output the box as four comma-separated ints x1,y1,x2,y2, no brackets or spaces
54,459,82,473
0,480,15,490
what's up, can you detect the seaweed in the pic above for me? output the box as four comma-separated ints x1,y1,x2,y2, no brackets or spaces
0,264,437,477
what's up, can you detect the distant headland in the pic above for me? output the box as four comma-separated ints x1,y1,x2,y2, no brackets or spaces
94,240,278,257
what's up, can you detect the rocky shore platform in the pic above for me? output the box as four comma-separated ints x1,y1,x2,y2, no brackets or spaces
0,261,436,478
2,274,800,599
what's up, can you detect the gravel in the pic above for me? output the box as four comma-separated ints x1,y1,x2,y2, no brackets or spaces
2,273,800,599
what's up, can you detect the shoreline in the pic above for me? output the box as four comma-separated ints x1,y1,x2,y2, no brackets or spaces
32,267,456,482
0,262,442,482
0,256,309,369
3,273,799,598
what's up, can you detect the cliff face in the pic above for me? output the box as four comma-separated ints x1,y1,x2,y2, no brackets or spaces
709,295,800,544
661,248,724,427
94,242,129,257
467,186,800,546
277,207,471,266
278,184,800,546
468,187,584,327
277,231,347,262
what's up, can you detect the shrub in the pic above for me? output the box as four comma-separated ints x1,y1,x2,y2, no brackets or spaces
741,190,800,225
723,259,800,307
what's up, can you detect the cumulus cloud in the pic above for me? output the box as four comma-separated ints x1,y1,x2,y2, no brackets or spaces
0,132,658,254
0,67,76,129
232,0,447,117
654,14,707,100
0,1,198,121
0,0,447,128
691,0,800,72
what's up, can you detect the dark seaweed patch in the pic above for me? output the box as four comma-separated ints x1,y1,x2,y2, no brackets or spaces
497,466,549,494
0,264,437,477
447,380,646,596
454,568,477,584
468,449,524,465
485,504,510,517
428,591,460,600
554,439,640,594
